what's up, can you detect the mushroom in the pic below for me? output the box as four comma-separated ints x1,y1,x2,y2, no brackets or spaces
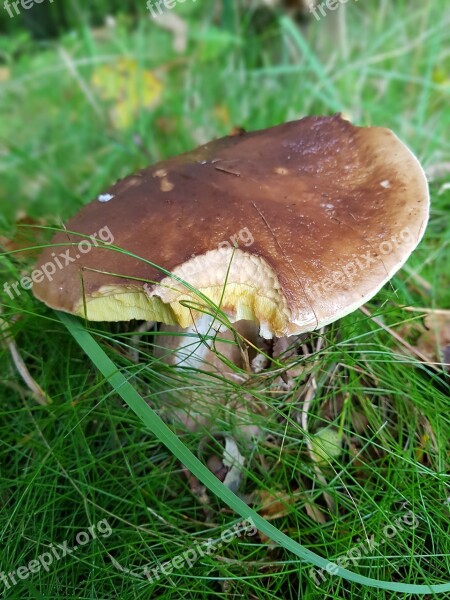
32,115,429,426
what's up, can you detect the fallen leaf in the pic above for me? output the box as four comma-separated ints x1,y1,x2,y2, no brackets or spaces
255,489,294,520
206,454,228,481
0,214,50,259
298,492,327,524
213,105,230,126
310,427,343,465
91,58,163,129
415,313,450,370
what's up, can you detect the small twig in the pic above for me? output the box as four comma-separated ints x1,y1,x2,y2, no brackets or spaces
7,343,51,405
0,311,50,405
402,306,450,316
214,165,241,177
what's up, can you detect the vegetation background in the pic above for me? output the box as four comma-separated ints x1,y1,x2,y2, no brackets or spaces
0,1,449,598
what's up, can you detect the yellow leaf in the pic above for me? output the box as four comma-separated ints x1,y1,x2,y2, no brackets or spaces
213,105,230,126
91,58,163,129
0,67,10,82
432,67,450,86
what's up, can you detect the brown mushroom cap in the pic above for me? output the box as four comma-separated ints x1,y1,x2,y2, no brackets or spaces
32,115,429,338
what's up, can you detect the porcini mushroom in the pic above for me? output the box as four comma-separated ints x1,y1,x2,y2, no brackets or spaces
33,115,429,345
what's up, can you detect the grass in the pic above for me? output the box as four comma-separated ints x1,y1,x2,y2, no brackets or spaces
1,1,450,598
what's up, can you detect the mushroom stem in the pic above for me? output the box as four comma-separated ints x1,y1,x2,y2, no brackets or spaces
155,315,259,374
154,316,260,432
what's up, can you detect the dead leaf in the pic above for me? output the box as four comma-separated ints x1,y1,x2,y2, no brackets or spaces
0,214,50,259
298,493,327,524
255,489,295,520
206,454,228,481
350,410,369,435
415,313,450,370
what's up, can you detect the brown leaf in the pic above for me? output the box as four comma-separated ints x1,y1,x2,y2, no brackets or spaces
298,493,327,524
255,489,295,520
0,214,50,259
415,313,450,370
